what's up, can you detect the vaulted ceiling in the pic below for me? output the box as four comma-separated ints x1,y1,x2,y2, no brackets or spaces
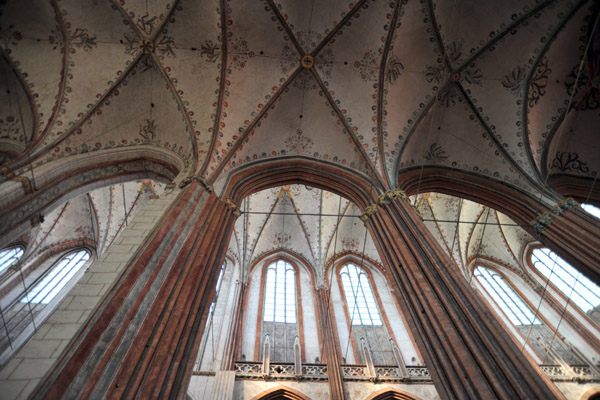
21,179,163,261
1,0,598,202
226,185,539,286
228,185,382,283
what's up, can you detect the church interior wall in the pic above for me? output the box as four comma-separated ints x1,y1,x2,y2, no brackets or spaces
0,189,179,399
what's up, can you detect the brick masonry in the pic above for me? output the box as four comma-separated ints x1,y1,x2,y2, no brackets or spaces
0,192,178,399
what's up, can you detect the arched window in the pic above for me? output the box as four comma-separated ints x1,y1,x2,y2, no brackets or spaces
531,248,600,314
340,264,382,326
582,203,600,219
0,246,24,274
208,263,225,316
22,249,90,304
339,263,395,365
261,260,298,362
474,266,541,326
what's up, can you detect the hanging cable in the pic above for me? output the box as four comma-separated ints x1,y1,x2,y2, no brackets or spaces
318,194,343,363
468,207,491,284
343,225,370,363
521,250,561,353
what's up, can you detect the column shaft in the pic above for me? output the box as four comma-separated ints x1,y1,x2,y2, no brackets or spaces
34,181,238,399
366,198,564,400
315,288,346,399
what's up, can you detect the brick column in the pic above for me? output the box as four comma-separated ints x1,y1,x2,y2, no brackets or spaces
401,170,600,286
362,190,565,400
315,287,346,399
33,178,240,399
531,205,600,286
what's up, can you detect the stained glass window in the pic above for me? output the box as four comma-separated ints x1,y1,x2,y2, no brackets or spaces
22,249,90,304
474,266,541,326
531,248,600,313
0,246,24,274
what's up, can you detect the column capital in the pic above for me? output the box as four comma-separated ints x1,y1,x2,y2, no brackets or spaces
178,174,214,193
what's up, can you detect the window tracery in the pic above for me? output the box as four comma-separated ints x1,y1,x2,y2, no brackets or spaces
474,265,586,364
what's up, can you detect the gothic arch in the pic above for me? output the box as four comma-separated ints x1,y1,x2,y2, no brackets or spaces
0,155,178,244
363,387,424,400
399,167,600,286
249,385,312,400
222,157,379,210
581,387,600,400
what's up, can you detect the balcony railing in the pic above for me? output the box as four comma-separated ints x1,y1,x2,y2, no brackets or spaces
232,361,328,381
228,362,600,383
540,364,600,382
340,364,431,382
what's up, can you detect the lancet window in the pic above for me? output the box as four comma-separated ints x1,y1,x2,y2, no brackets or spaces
531,248,600,316
0,246,24,274
340,263,395,365
22,249,90,304
474,266,541,326
261,260,298,362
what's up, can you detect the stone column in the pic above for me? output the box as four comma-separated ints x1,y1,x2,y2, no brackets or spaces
362,190,565,400
315,287,346,400
33,177,240,399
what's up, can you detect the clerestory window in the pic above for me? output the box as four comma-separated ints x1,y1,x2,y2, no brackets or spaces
582,203,600,220
531,248,600,314
21,249,90,304
261,260,298,362
474,266,541,326
339,263,395,364
0,246,24,274
340,264,382,326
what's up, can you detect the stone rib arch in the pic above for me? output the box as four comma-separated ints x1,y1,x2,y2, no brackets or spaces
0,152,179,245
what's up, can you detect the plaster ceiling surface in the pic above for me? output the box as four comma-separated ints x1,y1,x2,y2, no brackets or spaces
228,186,538,283
0,0,598,202
411,192,537,279
230,184,382,283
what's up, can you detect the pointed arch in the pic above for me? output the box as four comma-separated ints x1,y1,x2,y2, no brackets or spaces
249,385,312,400
364,387,424,400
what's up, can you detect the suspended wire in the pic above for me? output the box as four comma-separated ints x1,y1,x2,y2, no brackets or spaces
521,250,561,353
343,226,370,363
524,12,600,361
319,195,343,363
547,271,581,351
468,208,491,285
